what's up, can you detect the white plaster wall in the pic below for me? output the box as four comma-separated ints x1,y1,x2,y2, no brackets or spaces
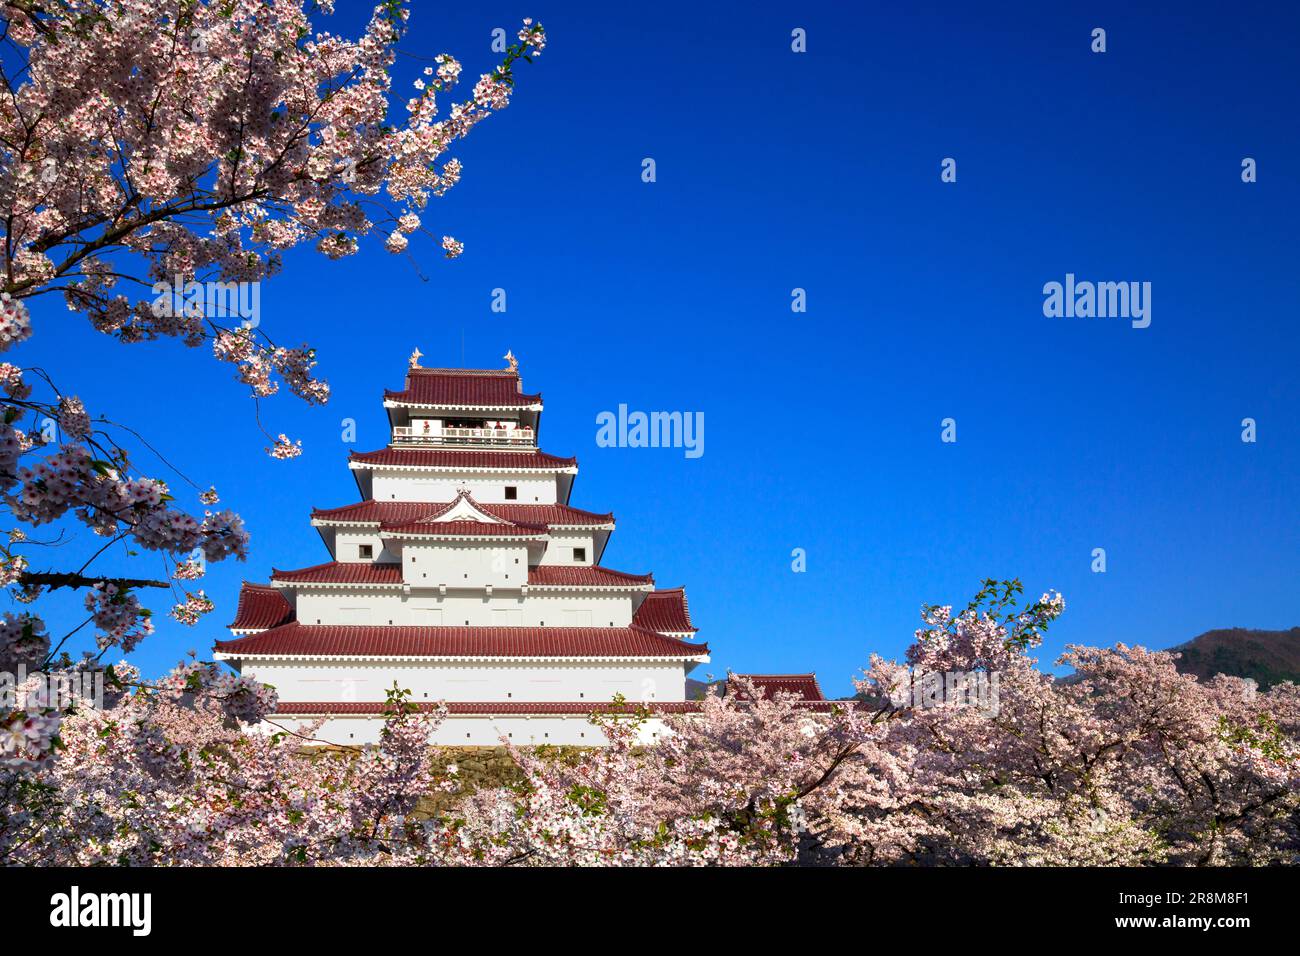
536,529,596,566
370,472,558,504
291,588,635,627
332,530,399,563
402,542,529,589
265,714,669,747
243,659,685,704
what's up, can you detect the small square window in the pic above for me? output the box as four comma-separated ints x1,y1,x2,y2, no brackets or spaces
358,544,373,559
504,486,518,500
573,547,586,563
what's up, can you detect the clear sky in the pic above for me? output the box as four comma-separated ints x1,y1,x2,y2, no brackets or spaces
15,1,1300,696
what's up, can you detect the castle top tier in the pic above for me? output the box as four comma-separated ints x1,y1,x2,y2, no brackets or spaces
384,357,542,450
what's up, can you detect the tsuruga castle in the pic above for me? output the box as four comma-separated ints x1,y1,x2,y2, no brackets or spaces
213,352,764,746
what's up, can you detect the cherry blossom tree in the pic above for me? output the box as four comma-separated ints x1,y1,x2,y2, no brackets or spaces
436,582,1299,867
0,0,546,774
2,678,447,864
4,577,1297,865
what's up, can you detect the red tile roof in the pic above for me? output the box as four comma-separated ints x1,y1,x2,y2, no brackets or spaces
381,520,547,538
484,502,613,526
384,368,541,408
227,583,295,631
215,623,709,660
633,588,697,634
271,562,402,585
526,566,654,587
350,448,576,470
273,700,704,716
312,499,613,529
266,561,653,589
725,674,826,702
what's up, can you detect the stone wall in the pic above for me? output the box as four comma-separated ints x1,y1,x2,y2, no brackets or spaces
298,743,589,818
417,745,588,818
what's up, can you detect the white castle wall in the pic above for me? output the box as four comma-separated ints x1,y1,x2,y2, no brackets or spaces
332,530,400,562
370,472,559,504
324,530,597,569
292,588,637,628
404,541,531,588
267,714,669,747
244,659,685,703
537,529,597,565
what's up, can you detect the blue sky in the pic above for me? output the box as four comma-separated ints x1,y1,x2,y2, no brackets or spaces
14,1,1300,696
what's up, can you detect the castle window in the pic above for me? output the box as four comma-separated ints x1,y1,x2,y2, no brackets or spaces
504,486,518,500
359,544,373,559
573,547,586,563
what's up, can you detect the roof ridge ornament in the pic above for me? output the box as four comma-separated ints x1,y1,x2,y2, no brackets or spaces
503,349,519,374
409,347,423,369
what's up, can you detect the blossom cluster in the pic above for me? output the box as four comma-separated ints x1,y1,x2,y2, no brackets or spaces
267,434,303,460
7,442,249,562
0,698,60,772
84,583,154,653
0,295,31,352
169,591,215,626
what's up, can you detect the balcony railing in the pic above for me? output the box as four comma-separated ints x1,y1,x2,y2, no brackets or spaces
393,425,535,447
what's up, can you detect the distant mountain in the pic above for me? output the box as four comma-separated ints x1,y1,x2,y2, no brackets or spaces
1167,627,1300,690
